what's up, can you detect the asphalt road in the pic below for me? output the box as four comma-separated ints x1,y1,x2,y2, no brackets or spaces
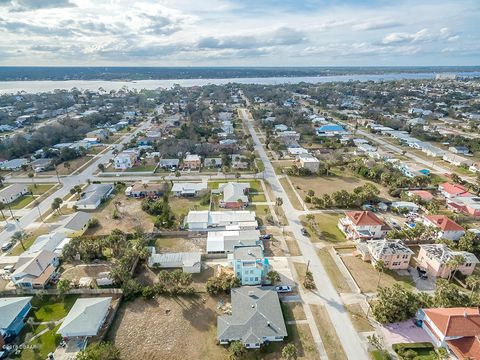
239,107,369,360
0,121,151,246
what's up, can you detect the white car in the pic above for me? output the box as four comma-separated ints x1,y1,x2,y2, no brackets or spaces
275,285,292,293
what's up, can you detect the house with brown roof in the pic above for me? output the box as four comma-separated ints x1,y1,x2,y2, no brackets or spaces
423,215,465,241
338,211,390,241
416,307,480,359
407,190,434,202
417,244,478,279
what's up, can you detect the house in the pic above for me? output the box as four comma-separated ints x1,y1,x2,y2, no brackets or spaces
231,154,249,170
439,183,470,199
0,158,28,171
128,182,168,198
423,215,465,241
60,211,92,237
0,184,28,204
417,244,478,278
183,154,201,170
204,157,222,168
0,297,32,339
23,232,70,257
316,123,346,137
338,211,390,241
356,239,413,270
11,250,59,289
218,182,249,209
57,297,112,338
147,247,201,273
449,146,469,155
114,150,138,170
159,158,179,170
207,229,261,254
229,245,269,285
449,194,480,217
391,201,419,213
76,183,113,210
407,190,434,202
297,154,320,173
416,307,480,359
86,129,109,141
274,124,288,132
443,153,474,167
30,158,54,173
171,182,208,197
185,210,257,231
276,131,300,145
217,286,287,348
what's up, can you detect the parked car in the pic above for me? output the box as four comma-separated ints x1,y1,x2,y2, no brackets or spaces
275,285,292,293
416,266,428,279
261,234,272,240
301,228,309,236
1,241,13,252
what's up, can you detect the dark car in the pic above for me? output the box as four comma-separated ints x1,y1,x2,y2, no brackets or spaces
261,234,272,240
416,266,428,279
301,228,309,236
1,242,13,252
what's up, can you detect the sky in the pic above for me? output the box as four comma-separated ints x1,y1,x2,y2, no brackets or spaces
0,0,478,66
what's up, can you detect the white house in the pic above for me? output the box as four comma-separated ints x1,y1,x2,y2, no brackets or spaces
185,210,257,231
113,150,138,170
0,184,28,204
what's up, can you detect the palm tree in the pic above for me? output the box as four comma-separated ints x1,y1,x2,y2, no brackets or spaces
12,230,26,251
27,172,36,189
466,275,480,301
0,201,9,223
446,255,465,281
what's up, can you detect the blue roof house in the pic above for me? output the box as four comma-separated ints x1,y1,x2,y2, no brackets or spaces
229,245,269,285
0,297,32,339
316,123,346,137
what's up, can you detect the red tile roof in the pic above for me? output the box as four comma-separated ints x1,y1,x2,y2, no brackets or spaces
424,307,480,337
408,190,434,201
447,337,480,360
440,182,469,196
345,211,385,226
425,215,464,232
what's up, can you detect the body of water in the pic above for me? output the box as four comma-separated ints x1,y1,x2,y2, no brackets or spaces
0,71,479,94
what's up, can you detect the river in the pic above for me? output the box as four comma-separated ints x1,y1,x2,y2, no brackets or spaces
0,71,479,94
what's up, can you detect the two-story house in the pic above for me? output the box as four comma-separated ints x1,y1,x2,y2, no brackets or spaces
356,239,413,270
11,251,59,289
423,215,465,241
338,211,390,241
416,307,480,359
229,245,269,285
183,154,201,170
113,150,138,170
417,244,478,279
0,297,32,340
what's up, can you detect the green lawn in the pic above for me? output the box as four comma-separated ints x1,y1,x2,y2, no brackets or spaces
9,195,35,210
207,179,262,191
255,159,265,172
12,324,62,360
249,193,266,202
31,295,78,322
125,165,156,172
28,184,56,195
303,213,345,243
9,227,50,256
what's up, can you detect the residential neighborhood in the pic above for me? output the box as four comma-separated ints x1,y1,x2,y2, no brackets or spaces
0,75,480,360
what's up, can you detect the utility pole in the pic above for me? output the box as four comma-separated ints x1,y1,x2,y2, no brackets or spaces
55,166,61,184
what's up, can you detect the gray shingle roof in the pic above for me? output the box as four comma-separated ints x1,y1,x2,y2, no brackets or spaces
217,286,287,344
0,297,32,329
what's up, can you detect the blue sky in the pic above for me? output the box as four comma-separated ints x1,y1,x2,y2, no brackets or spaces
0,0,478,66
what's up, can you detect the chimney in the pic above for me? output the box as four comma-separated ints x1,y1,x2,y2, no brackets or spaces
464,311,468,318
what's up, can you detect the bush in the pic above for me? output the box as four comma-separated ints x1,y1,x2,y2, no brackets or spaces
206,272,240,295
88,218,100,228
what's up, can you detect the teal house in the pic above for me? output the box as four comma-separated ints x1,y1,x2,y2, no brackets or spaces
229,245,269,285
0,297,32,340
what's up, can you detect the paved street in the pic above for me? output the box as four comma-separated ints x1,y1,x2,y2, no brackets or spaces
239,107,369,359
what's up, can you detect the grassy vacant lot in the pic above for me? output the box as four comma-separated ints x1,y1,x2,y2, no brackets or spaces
249,193,267,202
317,248,351,293
289,171,392,205
125,164,157,172
42,156,91,176
285,232,302,256
340,255,414,293
108,296,228,360
154,236,205,253
271,160,295,175
345,303,373,332
310,304,347,360
302,213,346,243
28,183,56,195
279,177,303,210
86,192,155,235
